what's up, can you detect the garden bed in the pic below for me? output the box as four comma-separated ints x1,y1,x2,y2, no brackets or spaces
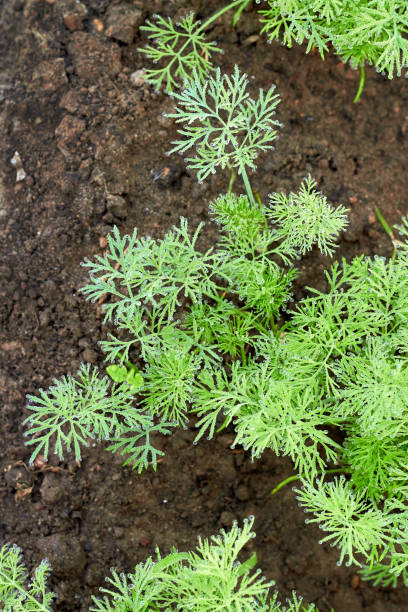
1,0,408,609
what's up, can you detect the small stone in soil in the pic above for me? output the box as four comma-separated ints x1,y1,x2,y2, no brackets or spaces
40,473,64,505
36,534,86,577
235,484,251,501
106,194,127,219
219,510,236,528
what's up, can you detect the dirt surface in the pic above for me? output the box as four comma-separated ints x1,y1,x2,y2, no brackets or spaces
1,1,408,610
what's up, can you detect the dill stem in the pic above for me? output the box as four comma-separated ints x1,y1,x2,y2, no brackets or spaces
241,166,256,206
375,206,398,261
270,467,352,495
196,0,248,34
353,65,365,103
227,163,237,193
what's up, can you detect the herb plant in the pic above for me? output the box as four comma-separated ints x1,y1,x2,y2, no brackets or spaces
23,64,408,588
90,518,321,611
167,64,281,198
1,522,322,611
259,0,408,101
139,1,253,92
139,1,408,100
0,544,53,611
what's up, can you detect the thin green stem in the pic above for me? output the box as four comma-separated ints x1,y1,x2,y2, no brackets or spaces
269,317,280,338
270,467,352,495
254,190,263,207
375,206,397,261
197,0,247,34
240,344,247,366
353,65,365,103
240,166,256,206
227,162,237,193
375,206,393,240
232,0,252,26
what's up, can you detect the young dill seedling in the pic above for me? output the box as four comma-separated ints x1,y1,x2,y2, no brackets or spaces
90,518,323,611
23,64,408,588
139,1,256,92
140,2,408,100
3,522,323,611
0,544,54,611
257,0,408,101
167,64,281,206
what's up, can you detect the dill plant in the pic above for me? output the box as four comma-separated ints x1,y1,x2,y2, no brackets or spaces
259,0,408,101
139,1,408,100
138,1,254,92
1,522,322,611
23,64,408,589
90,518,321,611
0,544,53,611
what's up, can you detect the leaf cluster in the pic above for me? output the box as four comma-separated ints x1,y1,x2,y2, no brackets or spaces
23,61,408,589
138,12,221,92
90,518,320,611
24,363,173,473
282,250,408,582
259,0,408,78
167,65,281,181
137,2,258,92
0,544,53,611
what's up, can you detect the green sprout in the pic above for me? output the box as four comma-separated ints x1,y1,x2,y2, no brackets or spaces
140,1,408,101
106,363,144,393
168,65,281,204
139,1,253,92
0,544,54,611
23,62,408,587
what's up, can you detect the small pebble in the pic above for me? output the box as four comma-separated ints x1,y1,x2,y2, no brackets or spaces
219,510,236,528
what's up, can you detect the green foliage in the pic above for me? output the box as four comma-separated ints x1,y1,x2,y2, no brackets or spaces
139,2,407,101
90,518,321,611
267,176,349,257
259,0,408,79
138,12,221,92
341,425,408,502
183,300,266,359
222,257,298,322
106,419,173,474
332,336,408,430
295,477,389,568
193,360,341,480
23,58,408,589
209,192,270,255
106,364,144,393
0,544,53,611
24,363,173,472
138,2,258,91
81,219,220,324
142,348,201,425
167,65,281,182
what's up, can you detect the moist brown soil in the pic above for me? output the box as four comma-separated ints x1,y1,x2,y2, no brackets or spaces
1,1,408,610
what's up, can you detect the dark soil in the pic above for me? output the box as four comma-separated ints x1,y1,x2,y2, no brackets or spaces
1,1,408,610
